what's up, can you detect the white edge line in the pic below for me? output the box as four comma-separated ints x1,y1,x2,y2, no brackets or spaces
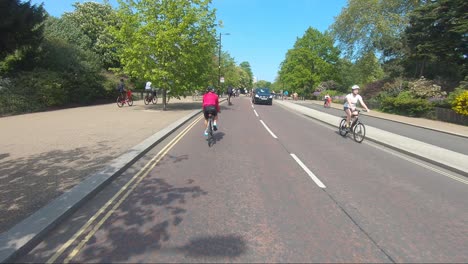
259,120,278,139
254,110,259,117
290,154,326,188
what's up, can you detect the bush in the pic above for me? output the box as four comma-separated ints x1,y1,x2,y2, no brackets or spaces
452,90,468,116
380,91,433,117
408,77,446,99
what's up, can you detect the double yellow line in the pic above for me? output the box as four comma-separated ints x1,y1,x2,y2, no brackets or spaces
47,115,204,264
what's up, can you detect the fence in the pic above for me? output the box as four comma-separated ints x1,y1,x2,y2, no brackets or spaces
433,107,468,126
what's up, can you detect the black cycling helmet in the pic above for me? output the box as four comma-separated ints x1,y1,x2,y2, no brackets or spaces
206,86,215,93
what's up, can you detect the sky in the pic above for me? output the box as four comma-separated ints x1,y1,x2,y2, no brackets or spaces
30,0,347,82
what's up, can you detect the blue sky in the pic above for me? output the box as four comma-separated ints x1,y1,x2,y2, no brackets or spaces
30,0,347,82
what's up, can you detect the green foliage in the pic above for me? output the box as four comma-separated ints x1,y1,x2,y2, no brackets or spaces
111,0,217,104
354,52,385,85
43,16,92,51
316,80,341,92
254,80,272,89
63,1,120,68
0,0,46,60
239,61,253,88
452,90,468,116
331,0,420,59
278,27,340,95
408,77,446,99
380,91,433,117
404,0,467,83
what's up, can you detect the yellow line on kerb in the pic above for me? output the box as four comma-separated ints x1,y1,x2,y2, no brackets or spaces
46,114,203,264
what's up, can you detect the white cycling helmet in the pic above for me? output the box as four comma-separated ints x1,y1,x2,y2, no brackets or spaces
351,85,360,90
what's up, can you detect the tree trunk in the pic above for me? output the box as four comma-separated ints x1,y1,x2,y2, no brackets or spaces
163,88,167,111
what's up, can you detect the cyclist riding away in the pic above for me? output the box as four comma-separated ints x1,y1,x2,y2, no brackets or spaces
344,85,370,129
202,86,220,136
117,78,126,100
227,86,233,104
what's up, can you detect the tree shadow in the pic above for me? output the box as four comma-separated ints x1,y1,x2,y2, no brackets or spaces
135,102,201,112
0,144,116,233
77,177,209,263
175,235,247,258
0,153,9,161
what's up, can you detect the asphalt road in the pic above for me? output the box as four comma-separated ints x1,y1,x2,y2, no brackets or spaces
17,97,468,263
294,101,468,155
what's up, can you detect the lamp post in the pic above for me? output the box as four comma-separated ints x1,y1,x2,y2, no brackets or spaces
218,33,230,93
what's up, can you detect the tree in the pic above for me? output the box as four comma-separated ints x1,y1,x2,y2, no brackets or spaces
64,1,120,68
254,80,272,89
404,0,467,85
354,52,385,86
43,16,92,51
331,0,420,60
239,61,253,89
111,0,217,110
278,27,339,96
0,0,45,60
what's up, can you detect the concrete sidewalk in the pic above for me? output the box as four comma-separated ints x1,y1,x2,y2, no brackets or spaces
0,97,203,234
275,100,468,177
304,100,468,138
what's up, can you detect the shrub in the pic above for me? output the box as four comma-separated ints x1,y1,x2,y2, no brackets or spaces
408,77,446,99
361,79,386,98
380,91,433,117
452,90,468,116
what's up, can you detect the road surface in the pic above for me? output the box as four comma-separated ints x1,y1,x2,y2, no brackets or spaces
17,97,468,263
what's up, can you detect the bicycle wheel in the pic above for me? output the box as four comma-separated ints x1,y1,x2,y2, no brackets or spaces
339,119,348,136
127,96,134,106
144,95,149,105
353,122,366,143
207,118,214,147
152,94,158,104
116,96,124,108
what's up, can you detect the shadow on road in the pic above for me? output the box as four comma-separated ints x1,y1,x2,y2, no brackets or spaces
177,235,247,258
214,132,225,143
76,177,209,263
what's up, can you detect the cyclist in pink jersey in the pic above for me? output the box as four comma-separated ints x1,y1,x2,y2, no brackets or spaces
202,86,220,136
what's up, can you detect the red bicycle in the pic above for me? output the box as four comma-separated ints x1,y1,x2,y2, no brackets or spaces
117,90,134,107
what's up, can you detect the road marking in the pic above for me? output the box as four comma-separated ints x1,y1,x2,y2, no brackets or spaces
259,120,278,139
46,115,203,264
368,142,468,185
254,110,259,117
251,104,254,108
290,154,326,188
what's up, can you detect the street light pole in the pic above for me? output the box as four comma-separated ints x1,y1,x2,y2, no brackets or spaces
218,33,230,93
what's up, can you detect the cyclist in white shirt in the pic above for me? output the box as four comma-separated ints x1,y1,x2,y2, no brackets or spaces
145,81,153,96
344,85,370,128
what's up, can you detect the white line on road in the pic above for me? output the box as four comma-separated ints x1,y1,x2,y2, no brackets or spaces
251,104,254,108
290,154,326,188
259,120,278,139
254,110,259,117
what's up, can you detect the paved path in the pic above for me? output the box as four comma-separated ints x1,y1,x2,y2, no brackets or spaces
0,98,201,234
292,100,468,155
18,97,468,263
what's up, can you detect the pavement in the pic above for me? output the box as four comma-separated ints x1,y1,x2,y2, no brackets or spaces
13,96,468,263
304,99,468,138
275,99,468,177
1,96,467,263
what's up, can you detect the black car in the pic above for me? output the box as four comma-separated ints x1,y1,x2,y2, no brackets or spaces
252,88,273,105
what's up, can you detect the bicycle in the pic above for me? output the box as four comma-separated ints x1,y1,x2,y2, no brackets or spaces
324,98,331,108
338,109,366,143
144,90,158,105
116,90,134,107
206,113,215,147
